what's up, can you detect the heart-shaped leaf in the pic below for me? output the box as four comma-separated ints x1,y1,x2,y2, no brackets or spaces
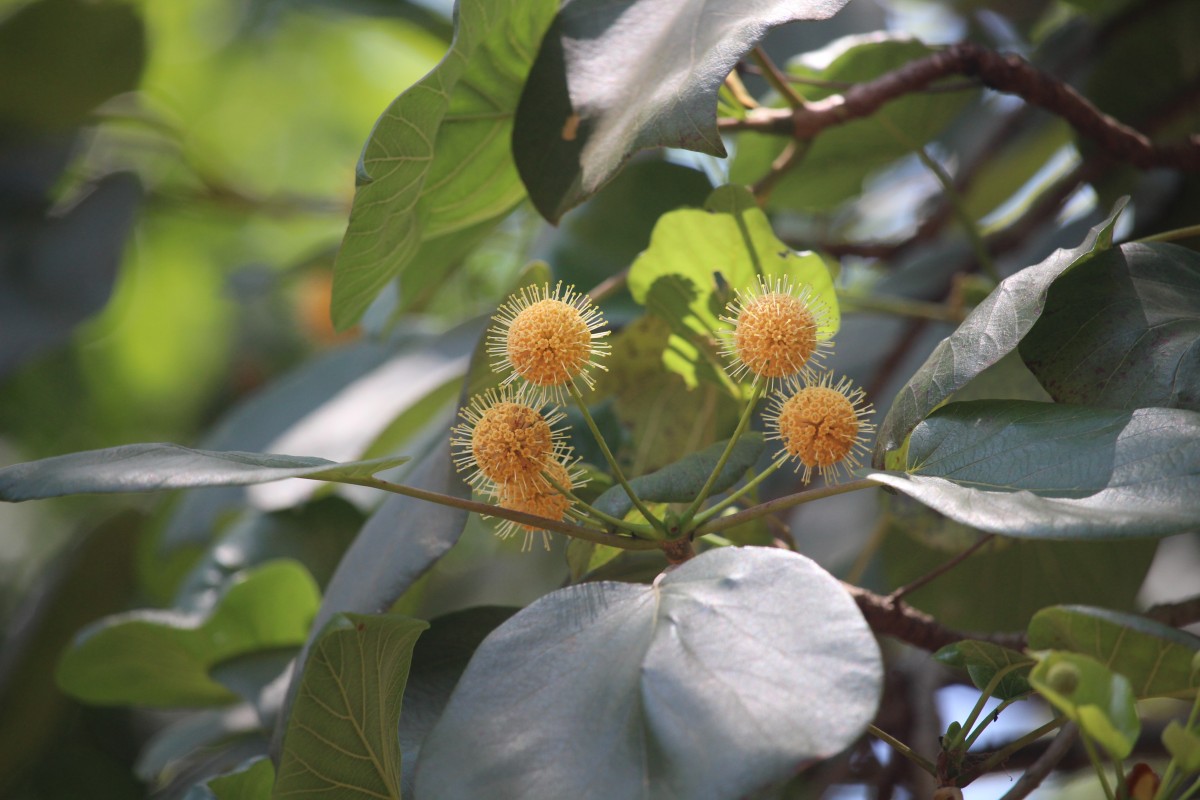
415,546,882,799
0,444,408,502
1029,651,1140,760
275,613,428,800
592,432,765,520
1028,606,1200,699
873,200,1126,467
56,561,319,706
331,0,558,328
513,0,851,221
1019,242,1200,411
870,400,1200,539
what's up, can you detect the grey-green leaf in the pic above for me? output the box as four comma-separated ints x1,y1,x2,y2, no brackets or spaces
512,0,851,222
1028,605,1200,699
0,444,408,502
331,0,558,328
415,546,882,799
592,432,765,520
274,613,427,800
873,200,1126,468
934,640,1034,700
870,400,1200,539
1019,242,1200,412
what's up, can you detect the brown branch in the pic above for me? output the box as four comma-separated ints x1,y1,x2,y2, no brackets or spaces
719,42,1200,172
845,583,1026,652
999,724,1079,800
1145,593,1200,629
889,535,996,603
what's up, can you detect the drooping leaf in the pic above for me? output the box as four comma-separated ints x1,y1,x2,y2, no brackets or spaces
873,200,1126,467
1019,242,1200,412
415,547,882,799
1027,606,1200,699
871,400,1200,539
398,607,517,797
880,493,1156,631
512,0,851,221
934,640,1034,700
731,35,978,212
331,0,558,328
0,443,408,502
1029,651,1140,760
56,561,319,706
592,433,765,521
274,613,427,800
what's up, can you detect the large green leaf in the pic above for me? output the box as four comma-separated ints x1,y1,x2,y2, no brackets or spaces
1028,606,1200,699
512,0,850,222
1029,652,1140,760
331,0,557,328
871,400,1200,539
730,35,977,212
274,613,427,800
1019,243,1200,412
56,561,319,706
0,444,408,502
416,547,882,799
592,433,765,521
873,201,1126,467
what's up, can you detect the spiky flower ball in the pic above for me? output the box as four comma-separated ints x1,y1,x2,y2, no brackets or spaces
765,372,875,484
494,459,584,550
719,275,830,386
487,282,611,401
450,389,567,493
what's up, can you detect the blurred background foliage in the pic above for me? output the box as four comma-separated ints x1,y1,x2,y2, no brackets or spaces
1,0,1198,797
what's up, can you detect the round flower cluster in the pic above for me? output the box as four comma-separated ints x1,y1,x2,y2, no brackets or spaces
453,282,610,548
721,275,875,483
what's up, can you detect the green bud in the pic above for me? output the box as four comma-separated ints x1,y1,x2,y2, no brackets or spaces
1046,661,1081,695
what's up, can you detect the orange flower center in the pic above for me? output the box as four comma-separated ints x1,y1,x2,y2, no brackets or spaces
470,402,555,484
775,386,859,467
734,292,818,379
505,299,593,386
498,460,573,530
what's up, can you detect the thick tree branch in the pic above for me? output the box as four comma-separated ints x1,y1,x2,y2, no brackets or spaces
845,583,1026,652
720,42,1200,171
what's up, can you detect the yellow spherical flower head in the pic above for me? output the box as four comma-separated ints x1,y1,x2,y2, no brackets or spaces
494,458,585,550
487,282,611,402
719,275,831,386
765,372,875,484
450,388,568,494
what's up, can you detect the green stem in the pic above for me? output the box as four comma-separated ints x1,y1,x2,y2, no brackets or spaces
963,695,1024,751
1160,690,1200,799
1135,223,1200,244
975,717,1066,776
342,475,661,551
544,472,655,537
679,384,764,530
1177,774,1200,800
694,477,880,537
867,724,937,776
567,382,668,535
1079,733,1117,800
952,662,1027,751
691,456,785,528
750,46,806,108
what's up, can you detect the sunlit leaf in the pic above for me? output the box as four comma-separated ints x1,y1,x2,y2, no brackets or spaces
1028,606,1200,699
874,200,1126,467
1020,242,1200,411
0,444,408,502
57,561,319,706
275,613,427,800
1029,651,1140,760
871,400,1200,539
416,547,882,799
331,0,558,328
512,0,850,221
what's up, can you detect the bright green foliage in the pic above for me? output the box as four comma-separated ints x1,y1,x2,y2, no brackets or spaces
1030,652,1141,760
57,561,319,706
